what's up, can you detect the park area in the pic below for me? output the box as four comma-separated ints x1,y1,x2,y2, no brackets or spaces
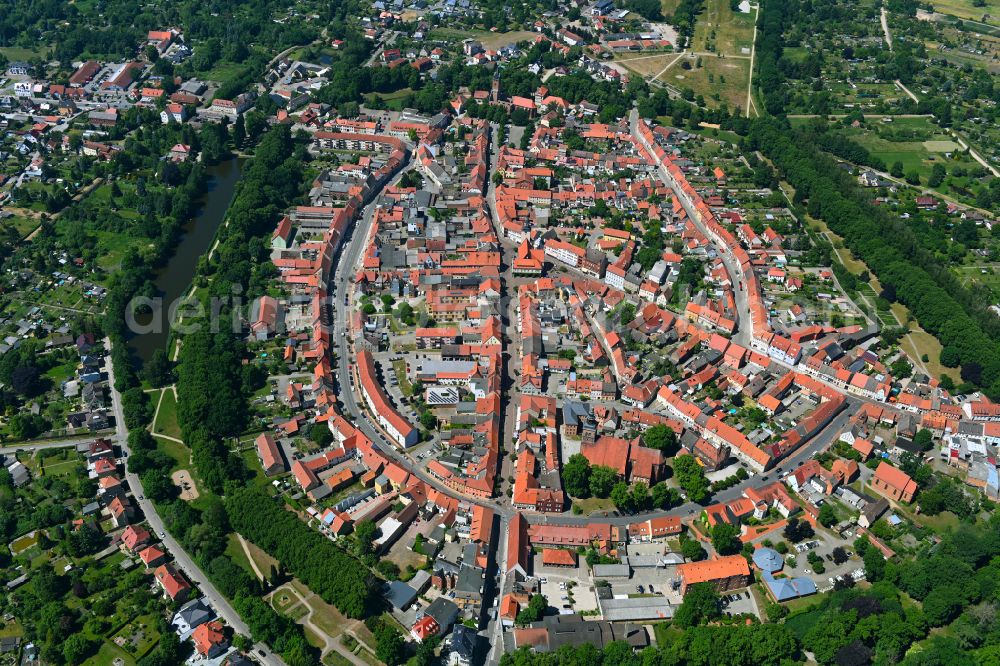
691,0,757,55
151,388,182,441
615,52,684,80
664,55,751,110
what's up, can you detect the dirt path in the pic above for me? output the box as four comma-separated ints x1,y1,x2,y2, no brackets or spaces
881,7,893,50
237,534,266,580
746,4,760,118
268,585,369,666
652,52,689,81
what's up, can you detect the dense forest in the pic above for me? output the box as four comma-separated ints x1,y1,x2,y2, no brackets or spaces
226,487,377,619
0,0,317,63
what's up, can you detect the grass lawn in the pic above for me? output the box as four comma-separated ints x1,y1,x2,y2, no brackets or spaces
892,503,961,533
94,231,143,272
663,55,751,110
154,436,190,471
573,496,617,515
109,614,160,659
200,62,251,83
427,28,536,49
283,604,310,623
272,588,299,613
3,215,41,239
82,641,137,666
239,448,274,487
653,622,684,647
929,0,1000,25
152,389,182,441
365,88,413,111
39,451,84,479
0,46,51,61
225,533,258,578
0,619,22,639
355,648,382,666
323,652,354,666
391,359,412,396
886,302,959,381
661,0,683,15
616,53,682,80
43,359,78,385
243,537,280,578
781,589,829,614
307,595,354,639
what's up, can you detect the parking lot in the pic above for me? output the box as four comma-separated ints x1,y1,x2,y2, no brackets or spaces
602,566,683,606
784,532,865,591
720,589,758,617
532,555,599,614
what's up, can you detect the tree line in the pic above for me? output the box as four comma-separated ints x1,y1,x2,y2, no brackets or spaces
174,124,304,492
225,486,377,619
748,118,1000,395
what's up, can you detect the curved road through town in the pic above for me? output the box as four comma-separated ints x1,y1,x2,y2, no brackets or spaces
325,116,865,664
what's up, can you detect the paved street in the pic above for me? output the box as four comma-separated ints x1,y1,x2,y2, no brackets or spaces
108,343,287,666
0,437,100,455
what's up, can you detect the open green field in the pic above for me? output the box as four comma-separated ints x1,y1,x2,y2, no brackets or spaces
809,116,981,190
953,264,1000,301
39,449,84,479
692,0,757,55
154,435,190,471
0,46,51,61
428,28,536,49
573,496,617,515
152,389,182,441
661,0,683,15
929,0,1000,26
616,52,683,79
1,214,40,239
200,62,252,84
94,231,140,272
365,88,413,111
664,55,751,110
243,536,280,575
782,46,811,62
